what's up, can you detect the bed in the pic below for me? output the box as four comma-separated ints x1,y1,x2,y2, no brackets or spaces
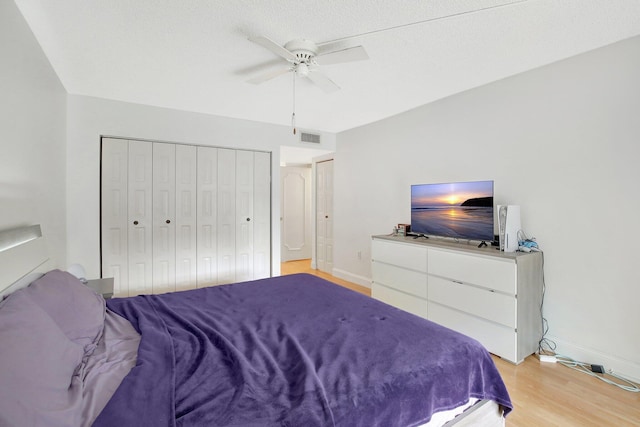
0,225,512,427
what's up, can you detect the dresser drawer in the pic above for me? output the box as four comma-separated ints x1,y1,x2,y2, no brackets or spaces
372,283,428,319
372,261,427,298
428,302,518,363
428,248,516,294
372,239,427,271
428,276,516,328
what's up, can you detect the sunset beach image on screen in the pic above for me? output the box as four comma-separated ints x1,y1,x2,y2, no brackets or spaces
410,180,494,241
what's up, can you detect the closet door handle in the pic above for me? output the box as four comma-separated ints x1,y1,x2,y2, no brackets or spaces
246,218,251,222
133,220,139,225
166,219,171,224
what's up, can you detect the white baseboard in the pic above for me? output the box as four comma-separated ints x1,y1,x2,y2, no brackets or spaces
547,334,640,384
331,268,371,289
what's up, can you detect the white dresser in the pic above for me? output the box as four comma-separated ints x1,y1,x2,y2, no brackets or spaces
371,235,543,364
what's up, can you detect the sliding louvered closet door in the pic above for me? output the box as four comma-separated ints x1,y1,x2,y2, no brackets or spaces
215,148,271,285
251,151,271,281
174,144,198,291
101,138,271,297
152,142,177,294
235,149,271,283
128,140,153,295
196,146,218,287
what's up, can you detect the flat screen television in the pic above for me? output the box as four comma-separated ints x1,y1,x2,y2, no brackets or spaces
410,180,494,241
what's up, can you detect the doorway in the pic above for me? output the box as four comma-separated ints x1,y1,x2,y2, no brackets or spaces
279,146,333,272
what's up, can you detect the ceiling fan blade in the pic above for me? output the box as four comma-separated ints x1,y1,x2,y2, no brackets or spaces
235,58,285,76
306,70,340,93
246,67,291,84
315,45,369,65
248,36,297,62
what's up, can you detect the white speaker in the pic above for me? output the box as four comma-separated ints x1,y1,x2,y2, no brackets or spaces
498,205,521,252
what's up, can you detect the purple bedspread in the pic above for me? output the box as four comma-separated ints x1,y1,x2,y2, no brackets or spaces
94,274,511,427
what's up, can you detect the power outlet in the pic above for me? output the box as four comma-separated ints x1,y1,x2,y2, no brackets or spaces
538,354,557,363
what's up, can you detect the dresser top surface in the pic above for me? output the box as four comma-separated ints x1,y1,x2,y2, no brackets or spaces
372,234,540,260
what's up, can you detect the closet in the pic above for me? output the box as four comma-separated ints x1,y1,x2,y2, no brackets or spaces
101,138,271,297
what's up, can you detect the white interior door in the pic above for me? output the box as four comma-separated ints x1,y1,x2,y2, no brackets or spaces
316,160,334,273
217,148,236,284
175,144,197,291
196,146,217,287
152,143,176,294
236,150,254,282
101,138,129,296
281,165,311,262
128,140,153,295
253,151,271,279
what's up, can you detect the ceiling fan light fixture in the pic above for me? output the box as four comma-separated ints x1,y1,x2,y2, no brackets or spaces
296,63,310,76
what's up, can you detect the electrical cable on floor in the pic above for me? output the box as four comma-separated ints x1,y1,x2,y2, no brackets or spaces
515,229,554,354
528,239,639,393
519,234,557,355
520,233,638,393
555,354,640,393
537,251,557,355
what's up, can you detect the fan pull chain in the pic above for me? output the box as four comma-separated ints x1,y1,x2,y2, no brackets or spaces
291,70,296,135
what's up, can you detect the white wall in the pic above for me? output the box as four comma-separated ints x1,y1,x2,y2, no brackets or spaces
0,0,67,266
66,95,336,279
334,36,640,381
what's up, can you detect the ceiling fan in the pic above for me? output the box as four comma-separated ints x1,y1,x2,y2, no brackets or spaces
246,36,369,93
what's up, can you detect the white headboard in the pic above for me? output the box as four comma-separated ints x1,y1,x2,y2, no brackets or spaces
0,225,49,299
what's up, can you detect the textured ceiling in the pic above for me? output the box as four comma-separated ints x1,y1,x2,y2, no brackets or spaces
14,0,640,133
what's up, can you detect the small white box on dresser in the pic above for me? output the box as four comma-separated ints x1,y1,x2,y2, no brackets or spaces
371,235,543,364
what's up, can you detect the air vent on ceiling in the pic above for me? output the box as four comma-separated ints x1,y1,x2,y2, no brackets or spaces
300,132,321,144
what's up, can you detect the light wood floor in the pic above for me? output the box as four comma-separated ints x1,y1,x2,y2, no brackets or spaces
280,259,371,296
281,259,640,427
